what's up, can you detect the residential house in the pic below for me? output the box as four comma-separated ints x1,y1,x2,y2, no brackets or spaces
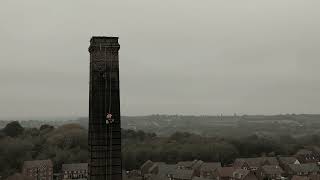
309,174,320,180
214,167,235,180
193,161,204,177
124,173,143,180
177,161,198,170
289,175,320,180
193,177,209,180
128,170,142,178
310,147,320,162
213,167,258,180
176,160,204,177
144,174,167,180
125,170,143,180
141,160,159,176
295,150,319,164
172,169,195,180
291,176,309,180
233,160,250,171
287,164,319,177
22,159,53,180
257,165,284,180
233,169,258,180
277,157,300,176
233,157,279,172
61,163,88,180
6,173,34,180
156,162,176,179
199,162,221,179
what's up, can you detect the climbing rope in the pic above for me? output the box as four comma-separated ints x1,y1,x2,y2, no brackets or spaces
109,48,114,180
103,45,114,180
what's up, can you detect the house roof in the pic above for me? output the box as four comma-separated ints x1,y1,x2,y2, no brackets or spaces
177,161,197,168
216,167,235,178
128,170,142,177
23,159,53,169
62,163,88,171
200,162,221,172
261,165,284,175
141,160,154,170
309,174,320,180
311,147,320,154
278,157,299,164
234,157,278,167
233,159,248,168
124,176,143,180
291,176,310,180
149,164,158,172
146,174,167,180
296,149,314,156
192,177,209,180
288,163,319,174
192,160,204,170
233,169,250,179
172,169,194,180
156,162,176,176
6,173,34,180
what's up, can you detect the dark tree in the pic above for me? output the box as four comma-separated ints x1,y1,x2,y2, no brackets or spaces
39,124,54,131
2,121,24,137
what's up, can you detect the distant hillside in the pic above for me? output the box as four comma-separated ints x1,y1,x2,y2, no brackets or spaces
1,114,320,137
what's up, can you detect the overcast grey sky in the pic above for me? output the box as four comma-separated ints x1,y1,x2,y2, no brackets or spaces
0,0,320,119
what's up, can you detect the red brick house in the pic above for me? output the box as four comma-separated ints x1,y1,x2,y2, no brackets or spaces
233,157,279,172
257,165,284,180
199,162,221,179
22,159,53,180
61,163,88,180
172,169,195,180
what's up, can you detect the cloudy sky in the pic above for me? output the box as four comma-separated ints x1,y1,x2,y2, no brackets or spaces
0,0,320,119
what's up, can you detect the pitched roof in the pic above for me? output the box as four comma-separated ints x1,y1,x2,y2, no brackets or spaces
234,157,278,167
173,169,194,180
278,157,299,164
261,165,284,175
192,160,204,170
124,175,143,180
6,173,34,180
312,147,320,153
263,157,279,165
200,162,221,172
156,162,176,176
141,160,154,170
291,176,310,180
149,164,158,172
146,174,167,180
309,174,320,180
23,159,53,169
296,149,314,156
177,161,197,168
233,159,248,168
233,169,250,179
216,167,235,178
62,163,88,171
192,177,209,180
288,163,319,174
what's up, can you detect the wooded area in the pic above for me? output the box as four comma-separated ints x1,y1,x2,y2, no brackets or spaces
0,121,319,178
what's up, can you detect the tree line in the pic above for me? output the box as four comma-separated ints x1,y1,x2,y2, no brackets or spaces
1,121,320,178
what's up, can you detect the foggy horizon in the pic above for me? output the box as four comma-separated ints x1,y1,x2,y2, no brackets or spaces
1,0,320,119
